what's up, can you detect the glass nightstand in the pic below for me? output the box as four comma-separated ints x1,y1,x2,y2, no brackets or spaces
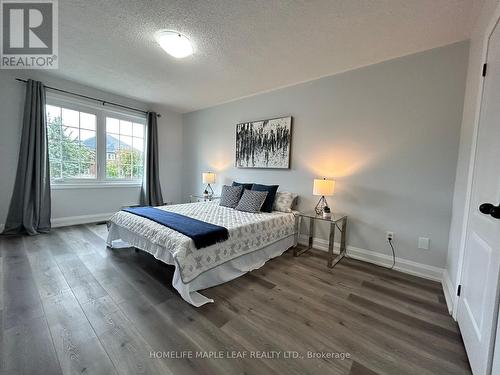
294,211,348,268
189,194,221,203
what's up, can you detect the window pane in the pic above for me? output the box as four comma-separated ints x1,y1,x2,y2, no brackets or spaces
119,164,132,178
50,161,62,180
80,144,96,164
132,137,144,153
106,117,119,134
103,115,146,180
106,160,119,178
120,121,133,136
47,121,62,161
62,127,80,162
48,142,61,161
132,123,144,138
80,129,96,145
132,138,143,165
62,162,79,178
62,126,79,141
132,165,143,179
80,112,96,130
106,133,119,155
120,135,133,150
79,163,95,178
46,105,61,122
118,150,132,166
62,108,79,127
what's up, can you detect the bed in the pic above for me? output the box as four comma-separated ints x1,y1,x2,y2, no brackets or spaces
106,200,298,306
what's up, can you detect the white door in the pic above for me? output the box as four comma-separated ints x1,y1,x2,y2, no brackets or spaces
457,18,500,375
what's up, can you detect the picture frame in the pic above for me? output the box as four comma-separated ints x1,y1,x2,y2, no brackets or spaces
235,115,292,169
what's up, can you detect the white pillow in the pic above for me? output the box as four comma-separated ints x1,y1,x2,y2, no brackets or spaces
273,191,298,213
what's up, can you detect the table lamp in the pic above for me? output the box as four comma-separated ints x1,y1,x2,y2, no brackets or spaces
313,178,335,215
202,172,216,197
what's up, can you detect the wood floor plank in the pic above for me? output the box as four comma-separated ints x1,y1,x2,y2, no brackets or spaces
361,280,450,315
352,280,458,331
340,257,443,293
80,295,173,375
350,361,381,375
321,294,470,372
190,298,238,328
116,295,211,375
3,316,62,375
155,296,282,375
25,244,72,300
2,240,45,330
0,256,3,311
346,293,460,342
42,290,118,375
85,223,109,241
215,278,442,375
212,279,354,372
255,258,466,363
63,227,176,304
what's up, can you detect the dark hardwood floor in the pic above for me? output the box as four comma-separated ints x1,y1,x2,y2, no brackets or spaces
0,224,471,375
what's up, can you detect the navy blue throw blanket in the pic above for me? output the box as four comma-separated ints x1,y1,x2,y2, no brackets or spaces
122,206,229,249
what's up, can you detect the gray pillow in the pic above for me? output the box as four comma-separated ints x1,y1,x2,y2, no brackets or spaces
219,185,243,208
235,190,268,213
273,191,298,213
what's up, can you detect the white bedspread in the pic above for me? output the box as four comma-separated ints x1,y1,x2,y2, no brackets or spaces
107,201,297,284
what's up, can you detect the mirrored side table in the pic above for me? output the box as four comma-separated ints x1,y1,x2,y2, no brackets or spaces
189,194,220,203
294,211,348,268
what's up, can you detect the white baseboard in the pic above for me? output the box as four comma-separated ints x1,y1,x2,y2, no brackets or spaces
441,269,456,315
0,213,111,232
51,212,114,228
298,234,444,282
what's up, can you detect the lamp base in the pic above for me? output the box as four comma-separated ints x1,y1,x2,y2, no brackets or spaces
314,196,329,215
203,184,214,197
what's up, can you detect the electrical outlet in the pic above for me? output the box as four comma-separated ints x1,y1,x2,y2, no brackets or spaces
386,232,394,241
418,237,430,250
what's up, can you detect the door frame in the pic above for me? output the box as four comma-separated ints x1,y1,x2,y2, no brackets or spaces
453,6,500,319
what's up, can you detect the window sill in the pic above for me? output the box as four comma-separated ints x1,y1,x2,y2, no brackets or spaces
51,182,142,190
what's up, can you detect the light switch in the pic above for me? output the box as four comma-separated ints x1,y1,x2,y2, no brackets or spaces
418,237,430,250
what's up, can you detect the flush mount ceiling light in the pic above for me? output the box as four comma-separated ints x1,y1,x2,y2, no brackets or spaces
155,30,193,58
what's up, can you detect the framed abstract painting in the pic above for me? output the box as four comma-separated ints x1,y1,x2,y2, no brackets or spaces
235,116,292,169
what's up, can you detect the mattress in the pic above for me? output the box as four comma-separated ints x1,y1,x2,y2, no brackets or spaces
107,201,297,284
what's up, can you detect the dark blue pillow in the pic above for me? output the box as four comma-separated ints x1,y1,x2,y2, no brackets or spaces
251,184,279,212
232,181,253,197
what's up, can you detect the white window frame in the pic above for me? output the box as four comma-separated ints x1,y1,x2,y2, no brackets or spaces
47,93,147,189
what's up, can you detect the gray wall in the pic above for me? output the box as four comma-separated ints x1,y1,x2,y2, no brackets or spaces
0,70,183,226
182,42,469,269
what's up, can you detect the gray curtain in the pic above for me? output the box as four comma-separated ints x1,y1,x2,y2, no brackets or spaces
140,112,164,206
3,80,51,235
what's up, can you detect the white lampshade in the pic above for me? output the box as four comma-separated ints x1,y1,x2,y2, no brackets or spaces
313,178,335,196
202,172,216,184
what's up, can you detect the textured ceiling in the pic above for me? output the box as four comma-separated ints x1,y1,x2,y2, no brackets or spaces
52,0,476,113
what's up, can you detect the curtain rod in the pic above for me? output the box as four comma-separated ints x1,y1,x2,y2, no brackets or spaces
15,78,160,117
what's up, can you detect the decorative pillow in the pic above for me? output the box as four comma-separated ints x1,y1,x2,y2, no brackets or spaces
235,190,268,213
232,181,253,197
273,191,298,213
219,185,243,208
251,184,279,212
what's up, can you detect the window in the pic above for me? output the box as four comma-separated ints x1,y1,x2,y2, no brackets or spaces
46,96,146,186
105,117,144,179
47,105,97,180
